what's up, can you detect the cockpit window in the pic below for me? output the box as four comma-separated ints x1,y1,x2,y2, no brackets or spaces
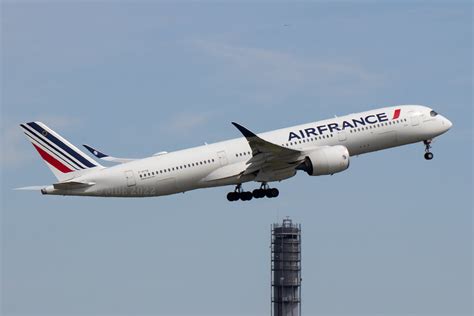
430,110,438,117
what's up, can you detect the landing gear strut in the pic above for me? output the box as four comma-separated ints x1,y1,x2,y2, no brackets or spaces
226,183,279,202
423,140,434,160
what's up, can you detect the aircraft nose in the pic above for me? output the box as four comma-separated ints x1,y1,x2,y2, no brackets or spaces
441,116,452,131
444,117,453,130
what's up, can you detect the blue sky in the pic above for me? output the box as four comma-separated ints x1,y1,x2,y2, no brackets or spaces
1,2,472,316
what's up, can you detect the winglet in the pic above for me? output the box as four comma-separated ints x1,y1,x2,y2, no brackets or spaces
83,144,108,158
231,122,257,138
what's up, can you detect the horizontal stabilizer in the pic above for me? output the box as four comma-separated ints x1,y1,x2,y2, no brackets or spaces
83,144,136,163
53,181,95,190
14,186,46,190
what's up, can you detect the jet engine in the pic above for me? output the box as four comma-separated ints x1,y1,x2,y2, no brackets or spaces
297,145,350,176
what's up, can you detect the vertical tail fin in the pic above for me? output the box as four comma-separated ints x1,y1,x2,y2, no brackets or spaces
20,122,103,182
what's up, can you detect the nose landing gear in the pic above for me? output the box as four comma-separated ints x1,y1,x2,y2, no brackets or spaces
423,140,434,160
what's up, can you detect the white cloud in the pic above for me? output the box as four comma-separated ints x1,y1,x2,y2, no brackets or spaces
190,39,384,103
35,115,81,130
162,112,212,137
1,123,31,169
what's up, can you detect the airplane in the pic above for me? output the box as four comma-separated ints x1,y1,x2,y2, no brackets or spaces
17,105,452,201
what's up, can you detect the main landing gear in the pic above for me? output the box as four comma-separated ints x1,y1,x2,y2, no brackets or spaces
423,140,434,160
226,183,279,202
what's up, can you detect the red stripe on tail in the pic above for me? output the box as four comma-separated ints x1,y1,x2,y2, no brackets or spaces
393,109,401,120
32,144,73,173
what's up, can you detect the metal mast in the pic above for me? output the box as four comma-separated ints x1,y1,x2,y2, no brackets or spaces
271,218,301,316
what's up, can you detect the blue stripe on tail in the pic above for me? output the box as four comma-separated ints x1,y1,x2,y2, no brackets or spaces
27,122,97,168
20,124,84,170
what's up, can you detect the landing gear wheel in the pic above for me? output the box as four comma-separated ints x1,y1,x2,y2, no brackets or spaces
270,188,279,198
265,190,272,198
252,189,265,199
227,183,280,201
227,184,243,202
240,191,253,201
265,188,279,198
424,152,434,160
227,192,239,202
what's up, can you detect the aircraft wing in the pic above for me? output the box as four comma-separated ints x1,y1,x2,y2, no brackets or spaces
231,122,304,180
83,144,136,163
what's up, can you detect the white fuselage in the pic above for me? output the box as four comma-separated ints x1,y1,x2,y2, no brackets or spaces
41,105,452,197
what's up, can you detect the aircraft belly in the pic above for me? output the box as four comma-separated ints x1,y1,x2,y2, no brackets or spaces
347,130,399,156
154,177,180,196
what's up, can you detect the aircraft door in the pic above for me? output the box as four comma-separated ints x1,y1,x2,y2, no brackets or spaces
125,170,136,187
217,150,228,166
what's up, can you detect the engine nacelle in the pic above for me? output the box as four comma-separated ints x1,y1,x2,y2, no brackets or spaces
298,145,350,176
